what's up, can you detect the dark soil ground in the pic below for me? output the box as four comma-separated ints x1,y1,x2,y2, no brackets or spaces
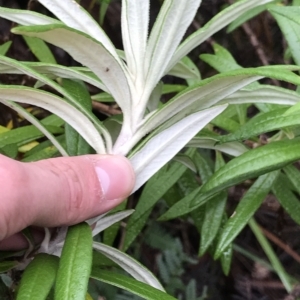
1,1,300,299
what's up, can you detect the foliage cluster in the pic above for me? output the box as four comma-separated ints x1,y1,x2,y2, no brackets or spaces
1,0,300,299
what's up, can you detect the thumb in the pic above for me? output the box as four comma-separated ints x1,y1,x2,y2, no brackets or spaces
0,154,135,240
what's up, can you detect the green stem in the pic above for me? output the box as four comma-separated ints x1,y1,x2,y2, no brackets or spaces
248,218,293,292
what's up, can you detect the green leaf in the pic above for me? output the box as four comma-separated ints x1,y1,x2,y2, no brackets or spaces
0,124,63,149
0,261,18,273
199,191,227,255
0,41,12,56
90,270,176,300
103,201,128,246
272,173,300,226
227,3,276,33
219,107,300,143
62,79,92,156
220,244,233,276
2,100,68,157
193,138,300,207
123,149,195,251
16,254,59,300
23,36,56,63
123,165,184,251
270,6,300,65
283,164,300,195
55,223,92,300
199,151,227,255
214,171,280,258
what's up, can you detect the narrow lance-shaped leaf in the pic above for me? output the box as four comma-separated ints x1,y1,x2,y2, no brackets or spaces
16,254,59,300
193,138,300,207
137,66,300,146
168,0,274,70
219,107,300,143
199,152,227,256
187,137,248,157
38,0,119,58
0,62,108,92
91,209,134,237
0,6,61,26
270,6,300,66
0,55,111,150
62,79,93,156
0,86,106,154
12,24,132,133
214,171,280,259
23,36,56,64
272,174,300,226
124,149,195,251
93,242,165,291
121,0,149,84
1,100,68,157
130,105,227,192
0,41,12,56
90,270,176,300
144,0,201,98
55,223,93,300
219,85,300,106
160,137,300,220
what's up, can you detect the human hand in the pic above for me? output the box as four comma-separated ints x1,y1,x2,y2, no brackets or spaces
0,154,135,250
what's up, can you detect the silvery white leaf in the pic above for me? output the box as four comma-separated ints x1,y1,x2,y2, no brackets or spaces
91,210,134,237
0,86,106,154
168,0,274,70
173,154,197,173
121,0,149,85
37,0,119,58
86,212,109,226
0,62,108,93
0,6,61,25
144,0,202,97
167,59,200,79
187,137,248,157
220,85,300,106
93,242,165,291
1,100,68,157
0,55,111,150
12,25,132,133
130,105,227,192
138,74,262,140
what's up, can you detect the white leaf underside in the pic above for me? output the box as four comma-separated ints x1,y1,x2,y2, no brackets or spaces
0,86,106,154
187,137,248,157
130,105,227,192
93,242,165,291
168,0,274,70
220,86,300,106
91,210,134,237
121,0,149,83
38,0,119,59
144,0,201,96
0,7,61,26
13,25,133,131
0,62,108,93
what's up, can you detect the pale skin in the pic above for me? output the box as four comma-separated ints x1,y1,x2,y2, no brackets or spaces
0,154,135,250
